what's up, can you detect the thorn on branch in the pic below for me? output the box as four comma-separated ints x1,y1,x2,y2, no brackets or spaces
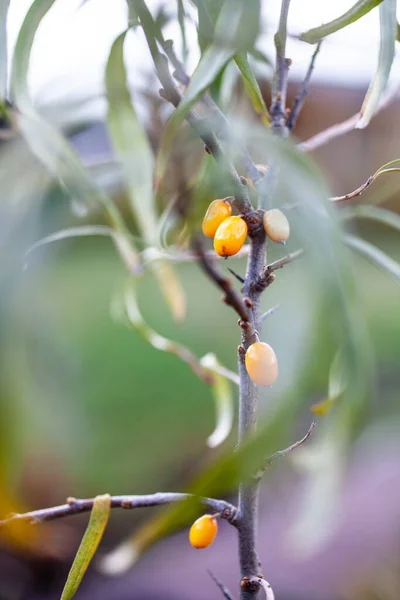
253,249,304,292
208,570,236,600
192,236,250,323
254,421,316,481
288,41,322,131
227,267,245,284
259,304,281,323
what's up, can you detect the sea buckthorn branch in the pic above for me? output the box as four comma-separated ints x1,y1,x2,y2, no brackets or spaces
287,41,322,131
0,494,238,528
253,248,304,293
192,236,251,323
270,0,292,137
134,0,254,217
160,38,260,186
298,82,400,152
253,421,316,482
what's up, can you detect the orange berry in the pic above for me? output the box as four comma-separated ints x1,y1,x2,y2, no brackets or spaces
213,216,248,257
245,342,278,387
263,209,290,243
202,199,232,238
189,514,218,549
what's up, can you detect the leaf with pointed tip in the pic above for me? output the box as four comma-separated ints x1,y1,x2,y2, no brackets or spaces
344,234,400,282
340,204,400,233
356,0,397,128
10,0,141,273
60,494,111,600
105,30,186,320
300,0,384,44
200,353,234,448
234,52,270,125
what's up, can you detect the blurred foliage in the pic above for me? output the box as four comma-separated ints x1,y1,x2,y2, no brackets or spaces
0,0,399,597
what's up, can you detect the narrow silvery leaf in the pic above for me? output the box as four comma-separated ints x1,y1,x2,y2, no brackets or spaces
356,0,397,128
60,494,111,600
300,0,384,44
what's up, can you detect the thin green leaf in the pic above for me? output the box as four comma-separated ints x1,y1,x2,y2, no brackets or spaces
10,0,57,111
105,30,186,320
10,0,141,273
340,204,400,232
345,234,400,282
300,0,384,44
177,0,188,62
200,353,234,448
155,0,258,181
60,494,111,600
312,350,347,415
356,0,397,129
234,52,270,125
0,0,9,102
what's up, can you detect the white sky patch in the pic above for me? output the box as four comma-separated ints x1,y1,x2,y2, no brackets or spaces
6,0,400,121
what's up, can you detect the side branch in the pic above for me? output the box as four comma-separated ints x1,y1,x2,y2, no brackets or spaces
193,237,250,322
299,83,400,152
0,493,238,528
287,41,321,130
254,421,316,481
252,249,304,292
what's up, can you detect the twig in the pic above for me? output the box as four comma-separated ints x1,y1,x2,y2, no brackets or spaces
135,0,253,217
192,237,250,323
265,249,304,272
0,493,238,528
330,176,374,203
287,41,321,130
208,570,236,600
299,83,400,152
259,304,281,323
270,0,292,136
254,421,316,481
253,249,304,292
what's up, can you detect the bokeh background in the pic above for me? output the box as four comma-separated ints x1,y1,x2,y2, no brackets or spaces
0,1,399,600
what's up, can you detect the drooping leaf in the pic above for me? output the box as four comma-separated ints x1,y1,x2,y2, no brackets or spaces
10,0,57,111
200,353,235,448
0,0,10,103
300,0,384,44
356,0,397,129
311,349,347,415
60,495,111,600
234,52,270,125
344,234,400,282
10,0,141,273
105,30,186,320
154,0,260,181
340,203,400,233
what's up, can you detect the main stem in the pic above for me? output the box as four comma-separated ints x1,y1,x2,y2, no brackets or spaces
238,235,266,599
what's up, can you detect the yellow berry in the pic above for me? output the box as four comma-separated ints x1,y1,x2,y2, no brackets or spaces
189,514,218,549
202,199,232,238
213,216,248,257
245,342,278,387
263,209,290,243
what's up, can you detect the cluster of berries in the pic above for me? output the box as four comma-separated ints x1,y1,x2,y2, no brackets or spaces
202,198,290,257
